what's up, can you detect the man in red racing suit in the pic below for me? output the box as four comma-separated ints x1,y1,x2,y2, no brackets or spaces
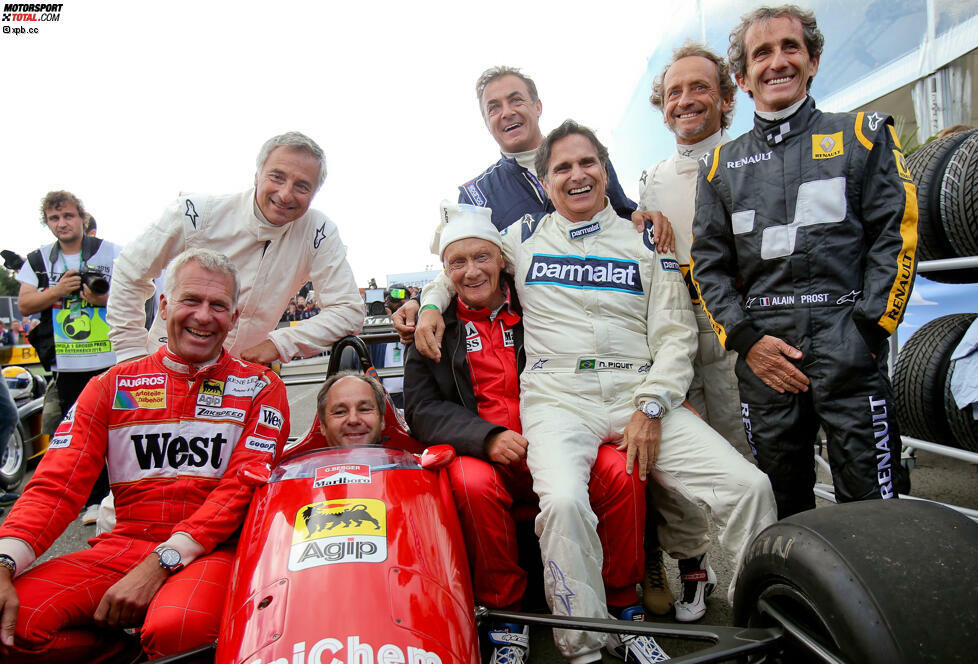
0,249,289,662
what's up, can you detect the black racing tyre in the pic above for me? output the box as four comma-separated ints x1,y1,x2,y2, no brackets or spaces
940,130,978,258
733,500,978,663
906,130,974,261
893,313,976,446
944,356,978,452
0,423,31,491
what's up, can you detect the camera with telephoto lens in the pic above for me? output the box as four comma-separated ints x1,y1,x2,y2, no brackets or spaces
78,270,109,296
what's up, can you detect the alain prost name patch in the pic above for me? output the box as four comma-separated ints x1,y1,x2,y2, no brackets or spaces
525,254,643,294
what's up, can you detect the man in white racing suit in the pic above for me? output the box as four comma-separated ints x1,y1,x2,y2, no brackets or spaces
108,131,362,365
635,42,749,621
417,120,776,664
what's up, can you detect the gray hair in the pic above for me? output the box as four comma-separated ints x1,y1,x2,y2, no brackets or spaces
316,370,387,426
476,66,540,113
650,41,737,130
163,248,240,308
255,131,327,190
728,4,824,93
535,119,610,181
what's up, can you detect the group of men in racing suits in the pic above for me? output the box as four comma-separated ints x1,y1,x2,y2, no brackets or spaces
403,4,917,663
0,3,919,662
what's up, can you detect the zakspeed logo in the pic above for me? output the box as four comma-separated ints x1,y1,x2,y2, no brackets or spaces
244,636,443,664
290,499,387,570
194,405,246,423
526,254,642,294
869,396,895,499
130,431,229,470
114,374,167,409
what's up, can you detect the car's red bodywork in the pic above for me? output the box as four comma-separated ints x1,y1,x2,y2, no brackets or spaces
214,394,479,664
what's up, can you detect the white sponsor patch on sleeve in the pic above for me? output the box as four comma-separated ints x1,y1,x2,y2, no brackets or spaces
259,405,284,431
49,436,72,449
244,435,277,455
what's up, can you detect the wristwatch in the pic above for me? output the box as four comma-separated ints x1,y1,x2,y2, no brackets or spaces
0,553,16,576
640,400,664,420
153,545,184,574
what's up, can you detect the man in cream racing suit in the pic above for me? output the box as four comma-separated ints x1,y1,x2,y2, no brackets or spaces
418,120,775,664
108,131,362,365
690,6,917,518
636,42,746,621
0,249,290,662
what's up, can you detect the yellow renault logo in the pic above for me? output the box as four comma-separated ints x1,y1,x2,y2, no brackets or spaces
812,132,844,159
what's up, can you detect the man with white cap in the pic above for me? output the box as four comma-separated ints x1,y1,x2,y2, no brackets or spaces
404,202,651,664
417,120,776,664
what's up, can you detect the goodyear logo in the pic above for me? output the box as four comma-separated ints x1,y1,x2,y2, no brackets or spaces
894,150,912,181
289,499,387,570
244,435,276,454
526,254,642,294
812,132,844,159
113,374,167,410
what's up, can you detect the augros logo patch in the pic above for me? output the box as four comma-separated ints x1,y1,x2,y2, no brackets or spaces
113,374,167,410
525,254,643,294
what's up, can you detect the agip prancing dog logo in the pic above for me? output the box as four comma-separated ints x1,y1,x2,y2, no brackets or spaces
289,498,387,571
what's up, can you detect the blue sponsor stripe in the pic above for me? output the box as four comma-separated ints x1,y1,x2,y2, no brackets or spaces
524,281,645,294
532,252,640,265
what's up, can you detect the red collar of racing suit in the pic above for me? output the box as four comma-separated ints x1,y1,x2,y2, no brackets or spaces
454,284,521,327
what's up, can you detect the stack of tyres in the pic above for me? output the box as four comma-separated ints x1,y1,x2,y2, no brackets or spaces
905,128,978,283
894,313,978,451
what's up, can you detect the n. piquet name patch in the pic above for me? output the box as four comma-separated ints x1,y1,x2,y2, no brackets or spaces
525,254,643,294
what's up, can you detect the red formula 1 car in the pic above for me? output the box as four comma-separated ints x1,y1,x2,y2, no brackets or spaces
156,338,978,664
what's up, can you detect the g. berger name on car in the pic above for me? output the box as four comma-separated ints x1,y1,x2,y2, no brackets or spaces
525,254,643,294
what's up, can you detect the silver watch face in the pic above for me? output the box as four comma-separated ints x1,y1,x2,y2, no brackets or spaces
159,548,181,568
643,401,663,419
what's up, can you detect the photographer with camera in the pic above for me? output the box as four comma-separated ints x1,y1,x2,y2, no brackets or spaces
17,191,121,524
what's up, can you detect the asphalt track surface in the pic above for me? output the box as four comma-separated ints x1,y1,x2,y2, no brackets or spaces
4,378,977,662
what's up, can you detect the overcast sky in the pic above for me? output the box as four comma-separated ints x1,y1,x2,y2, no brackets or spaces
1,0,698,286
